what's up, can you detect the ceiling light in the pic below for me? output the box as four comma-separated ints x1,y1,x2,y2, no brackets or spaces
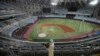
51,2,57,6
51,0,58,6
89,0,99,6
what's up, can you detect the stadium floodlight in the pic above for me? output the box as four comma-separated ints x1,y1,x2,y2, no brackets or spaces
89,0,99,6
51,2,58,6
51,0,59,6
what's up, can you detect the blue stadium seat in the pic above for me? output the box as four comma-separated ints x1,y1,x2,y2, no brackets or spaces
95,31,100,35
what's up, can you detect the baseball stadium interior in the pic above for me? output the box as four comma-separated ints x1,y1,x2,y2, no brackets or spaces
0,0,100,56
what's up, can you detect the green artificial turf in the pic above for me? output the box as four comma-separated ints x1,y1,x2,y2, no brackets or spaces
27,18,100,41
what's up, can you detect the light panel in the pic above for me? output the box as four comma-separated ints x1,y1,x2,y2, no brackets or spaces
51,0,59,6
89,0,99,6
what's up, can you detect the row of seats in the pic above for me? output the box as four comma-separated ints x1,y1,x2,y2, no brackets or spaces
0,37,100,56
0,16,37,37
1,43,99,55
0,2,26,19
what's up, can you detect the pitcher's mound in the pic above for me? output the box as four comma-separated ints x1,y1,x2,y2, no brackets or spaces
38,33,47,38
